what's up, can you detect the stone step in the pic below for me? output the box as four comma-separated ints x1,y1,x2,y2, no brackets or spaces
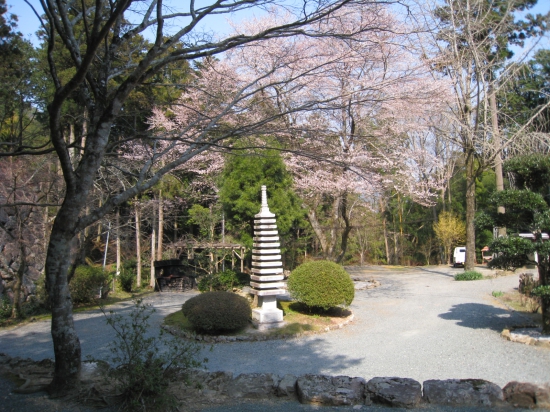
252,248,281,254
252,243,281,248
249,288,286,296
252,262,283,268
251,267,284,275
252,254,282,261
250,281,286,289
250,274,284,281
254,218,276,224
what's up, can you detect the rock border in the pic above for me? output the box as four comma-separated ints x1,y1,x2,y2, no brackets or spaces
2,354,550,409
162,312,354,343
501,325,550,348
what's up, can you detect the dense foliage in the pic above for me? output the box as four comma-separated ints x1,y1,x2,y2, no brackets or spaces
288,260,354,311
197,270,250,292
181,291,251,334
69,266,112,305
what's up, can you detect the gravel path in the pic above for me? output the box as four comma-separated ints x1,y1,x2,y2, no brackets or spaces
1,265,549,391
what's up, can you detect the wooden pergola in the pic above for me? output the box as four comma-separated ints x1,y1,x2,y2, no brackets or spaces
171,241,247,273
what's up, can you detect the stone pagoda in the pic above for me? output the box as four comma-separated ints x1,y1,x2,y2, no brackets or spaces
250,185,285,328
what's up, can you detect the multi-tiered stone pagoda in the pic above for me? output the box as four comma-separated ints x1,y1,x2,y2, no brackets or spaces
250,186,285,328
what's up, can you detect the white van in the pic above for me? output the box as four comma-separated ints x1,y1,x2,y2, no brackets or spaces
453,247,466,267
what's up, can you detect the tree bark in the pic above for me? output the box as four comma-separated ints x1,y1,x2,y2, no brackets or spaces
10,246,25,319
150,202,157,288
336,192,352,264
464,147,477,271
157,192,164,260
539,264,549,334
491,90,506,237
135,202,142,287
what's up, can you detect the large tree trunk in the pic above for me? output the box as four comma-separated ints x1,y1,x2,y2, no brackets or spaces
157,192,163,260
135,202,142,287
539,264,550,334
464,147,477,271
45,212,82,394
336,192,352,264
150,201,157,288
490,90,506,237
10,246,25,319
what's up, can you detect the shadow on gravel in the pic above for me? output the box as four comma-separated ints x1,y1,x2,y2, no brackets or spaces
438,303,514,331
413,266,456,278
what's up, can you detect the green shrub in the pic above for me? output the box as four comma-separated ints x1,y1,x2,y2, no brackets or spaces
99,299,204,410
70,265,112,305
532,285,550,297
182,291,251,333
119,267,135,293
287,260,355,311
454,271,483,281
197,270,250,292
0,295,12,319
34,273,51,310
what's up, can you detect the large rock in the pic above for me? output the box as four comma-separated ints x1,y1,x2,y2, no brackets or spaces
366,377,422,408
503,381,550,409
225,373,277,399
190,370,233,393
423,379,504,407
277,374,297,398
296,374,366,406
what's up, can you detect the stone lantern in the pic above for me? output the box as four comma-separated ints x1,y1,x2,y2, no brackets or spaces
250,185,285,329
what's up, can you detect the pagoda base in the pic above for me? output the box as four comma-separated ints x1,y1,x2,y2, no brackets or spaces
251,294,284,330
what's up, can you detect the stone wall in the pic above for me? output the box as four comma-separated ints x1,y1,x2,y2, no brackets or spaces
183,371,550,409
1,354,549,409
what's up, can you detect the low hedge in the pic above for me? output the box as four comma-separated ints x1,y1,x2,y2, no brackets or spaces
454,271,483,281
182,291,251,334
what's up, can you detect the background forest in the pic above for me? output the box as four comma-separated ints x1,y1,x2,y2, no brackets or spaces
1,0,550,301
0,0,549,390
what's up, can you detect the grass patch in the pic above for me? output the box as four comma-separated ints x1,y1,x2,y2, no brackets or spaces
164,299,352,338
454,271,483,281
492,291,504,297
496,290,542,317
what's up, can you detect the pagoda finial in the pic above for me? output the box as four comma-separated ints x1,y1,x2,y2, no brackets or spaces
256,185,275,218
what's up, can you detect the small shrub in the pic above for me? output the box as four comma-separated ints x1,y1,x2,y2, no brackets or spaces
119,267,135,293
532,285,550,298
287,260,355,311
182,291,251,333
197,270,250,292
70,265,112,305
454,271,483,281
98,299,204,410
492,291,504,297
34,273,51,310
0,295,12,319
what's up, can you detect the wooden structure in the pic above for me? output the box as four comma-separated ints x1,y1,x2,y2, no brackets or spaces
153,259,195,291
170,240,247,273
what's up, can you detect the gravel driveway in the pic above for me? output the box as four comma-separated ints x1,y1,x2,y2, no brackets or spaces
1,265,549,390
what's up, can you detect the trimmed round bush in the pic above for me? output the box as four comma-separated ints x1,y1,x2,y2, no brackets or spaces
287,260,354,311
182,291,251,334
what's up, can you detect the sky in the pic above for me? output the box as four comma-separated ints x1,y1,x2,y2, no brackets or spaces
7,0,251,46
6,0,550,54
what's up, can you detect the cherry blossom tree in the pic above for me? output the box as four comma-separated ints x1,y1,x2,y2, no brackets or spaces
152,7,452,261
